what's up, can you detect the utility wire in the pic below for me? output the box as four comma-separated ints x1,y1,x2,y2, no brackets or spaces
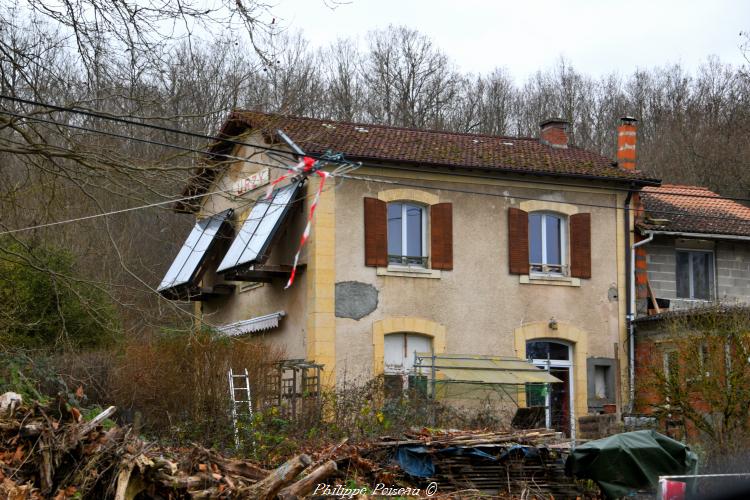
0,94,333,162
5,94,750,204
4,110,750,232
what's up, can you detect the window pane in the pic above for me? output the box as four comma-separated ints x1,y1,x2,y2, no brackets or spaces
405,204,423,257
692,252,712,300
387,203,402,256
526,341,570,360
529,214,542,264
545,215,562,265
676,251,690,298
548,342,570,360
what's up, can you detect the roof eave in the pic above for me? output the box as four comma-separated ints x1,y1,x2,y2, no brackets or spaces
340,154,660,186
638,227,750,241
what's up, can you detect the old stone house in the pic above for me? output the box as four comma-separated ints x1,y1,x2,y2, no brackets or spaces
158,112,659,436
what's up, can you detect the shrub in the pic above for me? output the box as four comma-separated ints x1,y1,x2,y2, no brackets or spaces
639,305,750,468
109,327,285,450
0,238,120,350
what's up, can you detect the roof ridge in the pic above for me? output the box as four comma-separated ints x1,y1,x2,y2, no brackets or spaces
654,183,715,190
233,109,543,143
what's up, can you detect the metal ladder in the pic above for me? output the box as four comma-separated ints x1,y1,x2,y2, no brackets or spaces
228,368,253,448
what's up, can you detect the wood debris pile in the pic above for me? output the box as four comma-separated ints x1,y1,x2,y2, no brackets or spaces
0,395,596,499
333,428,598,499
0,397,337,499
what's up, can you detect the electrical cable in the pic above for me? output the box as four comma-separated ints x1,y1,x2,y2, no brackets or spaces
6,94,750,204
4,109,750,233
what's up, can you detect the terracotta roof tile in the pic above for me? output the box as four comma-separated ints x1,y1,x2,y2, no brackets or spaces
212,111,657,182
638,184,750,237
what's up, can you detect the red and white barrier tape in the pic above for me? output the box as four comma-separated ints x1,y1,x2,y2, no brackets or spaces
265,156,329,289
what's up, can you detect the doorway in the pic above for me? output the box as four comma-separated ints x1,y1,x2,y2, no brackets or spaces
525,340,574,438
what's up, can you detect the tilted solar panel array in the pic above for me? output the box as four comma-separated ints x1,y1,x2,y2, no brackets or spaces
157,208,234,294
217,181,302,274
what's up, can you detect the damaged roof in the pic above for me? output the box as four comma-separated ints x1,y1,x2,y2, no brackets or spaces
180,111,658,210
639,184,750,237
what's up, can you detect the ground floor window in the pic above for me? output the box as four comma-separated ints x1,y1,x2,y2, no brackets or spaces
384,332,432,396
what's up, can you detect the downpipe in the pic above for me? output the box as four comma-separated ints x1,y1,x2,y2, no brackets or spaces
627,230,653,413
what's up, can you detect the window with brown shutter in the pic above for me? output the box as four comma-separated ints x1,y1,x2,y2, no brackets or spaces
430,203,453,270
508,208,529,274
569,213,592,278
364,197,387,266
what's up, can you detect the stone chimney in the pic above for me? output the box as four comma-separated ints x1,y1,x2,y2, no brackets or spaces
617,116,637,170
539,119,569,149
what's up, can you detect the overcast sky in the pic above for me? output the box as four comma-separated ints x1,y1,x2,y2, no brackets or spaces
270,0,749,80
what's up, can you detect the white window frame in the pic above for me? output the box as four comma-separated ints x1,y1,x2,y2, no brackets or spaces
387,202,428,268
529,212,568,276
675,249,715,301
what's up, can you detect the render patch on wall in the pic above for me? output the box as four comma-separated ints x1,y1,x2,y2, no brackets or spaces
335,281,378,320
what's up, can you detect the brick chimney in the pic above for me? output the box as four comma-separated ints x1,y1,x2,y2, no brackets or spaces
617,116,637,170
539,119,569,149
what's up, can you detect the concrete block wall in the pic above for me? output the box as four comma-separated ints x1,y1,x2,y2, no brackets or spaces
645,236,750,312
716,241,750,301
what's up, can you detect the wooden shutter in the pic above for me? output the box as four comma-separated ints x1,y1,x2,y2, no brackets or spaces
430,203,453,270
508,208,529,274
364,197,387,267
570,213,592,278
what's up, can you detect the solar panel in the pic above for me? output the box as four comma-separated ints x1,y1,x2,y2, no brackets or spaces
158,208,233,294
217,181,302,274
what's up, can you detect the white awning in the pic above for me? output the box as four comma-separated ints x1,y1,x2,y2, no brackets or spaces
217,311,286,337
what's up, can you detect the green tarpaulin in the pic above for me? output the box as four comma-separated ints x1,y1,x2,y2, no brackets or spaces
565,430,698,499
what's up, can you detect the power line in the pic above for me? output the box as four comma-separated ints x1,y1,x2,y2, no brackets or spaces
6,94,750,205
333,171,750,227
0,94,333,162
4,109,750,231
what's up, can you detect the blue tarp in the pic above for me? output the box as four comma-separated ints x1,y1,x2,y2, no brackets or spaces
396,444,527,478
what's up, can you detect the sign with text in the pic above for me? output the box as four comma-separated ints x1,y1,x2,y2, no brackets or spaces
232,168,270,196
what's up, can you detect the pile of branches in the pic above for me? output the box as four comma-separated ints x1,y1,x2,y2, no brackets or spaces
0,395,338,499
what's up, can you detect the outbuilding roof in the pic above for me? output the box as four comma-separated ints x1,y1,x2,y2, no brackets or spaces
638,184,750,238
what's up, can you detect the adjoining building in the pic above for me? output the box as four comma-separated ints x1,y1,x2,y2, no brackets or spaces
632,183,750,428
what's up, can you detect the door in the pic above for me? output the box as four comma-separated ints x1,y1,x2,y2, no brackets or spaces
526,340,574,438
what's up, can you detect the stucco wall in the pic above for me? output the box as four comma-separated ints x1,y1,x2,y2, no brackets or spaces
647,235,750,311
198,137,308,360
191,137,631,413
332,170,626,388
